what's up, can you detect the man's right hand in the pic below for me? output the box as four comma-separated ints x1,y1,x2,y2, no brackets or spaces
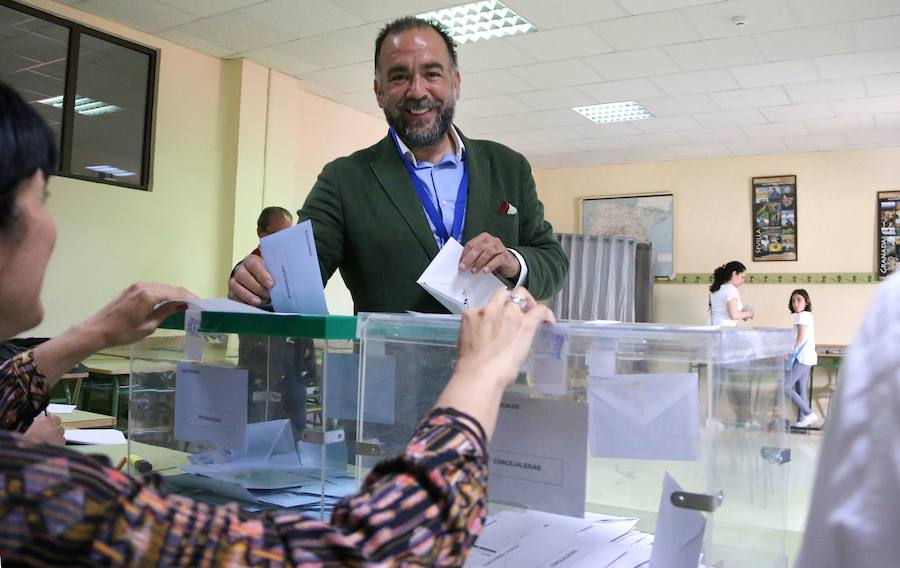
228,254,275,306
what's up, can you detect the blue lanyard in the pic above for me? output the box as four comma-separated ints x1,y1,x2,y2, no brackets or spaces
390,130,468,246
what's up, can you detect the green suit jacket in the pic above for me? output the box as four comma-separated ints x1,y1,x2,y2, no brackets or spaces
299,130,568,313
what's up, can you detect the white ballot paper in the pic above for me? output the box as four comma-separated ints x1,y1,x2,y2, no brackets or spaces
488,395,588,517
588,373,700,461
649,472,706,568
175,362,249,451
47,403,75,414
64,428,126,445
417,237,507,313
259,220,328,314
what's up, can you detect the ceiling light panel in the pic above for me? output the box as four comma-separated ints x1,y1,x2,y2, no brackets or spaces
572,101,654,124
418,0,537,44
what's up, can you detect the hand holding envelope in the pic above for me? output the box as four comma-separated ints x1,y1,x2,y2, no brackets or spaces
417,237,507,313
588,373,700,461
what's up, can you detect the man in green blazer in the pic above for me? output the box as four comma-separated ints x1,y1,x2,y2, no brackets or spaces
229,17,567,314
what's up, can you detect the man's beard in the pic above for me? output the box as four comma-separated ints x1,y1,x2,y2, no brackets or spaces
385,96,455,149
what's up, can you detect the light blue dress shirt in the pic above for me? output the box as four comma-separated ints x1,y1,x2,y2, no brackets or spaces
394,126,528,286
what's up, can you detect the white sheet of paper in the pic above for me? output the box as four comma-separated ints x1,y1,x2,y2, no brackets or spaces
259,220,328,314
64,428,126,445
588,373,700,461
649,472,706,568
47,403,75,414
488,395,588,517
174,363,249,451
417,237,507,314
155,298,269,314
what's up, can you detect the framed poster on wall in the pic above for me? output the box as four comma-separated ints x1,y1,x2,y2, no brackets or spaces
878,190,900,279
580,193,673,278
752,175,797,261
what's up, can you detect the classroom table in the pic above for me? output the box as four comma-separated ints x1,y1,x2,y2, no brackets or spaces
60,409,116,429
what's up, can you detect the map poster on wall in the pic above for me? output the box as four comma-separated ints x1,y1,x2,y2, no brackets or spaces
580,193,673,278
752,175,797,262
877,190,900,279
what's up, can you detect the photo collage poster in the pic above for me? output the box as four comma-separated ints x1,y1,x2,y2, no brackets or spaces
878,191,900,279
752,175,797,261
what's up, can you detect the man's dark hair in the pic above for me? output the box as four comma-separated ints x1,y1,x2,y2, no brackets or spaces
0,80,58,233
257,206,292,232
374,16,458,72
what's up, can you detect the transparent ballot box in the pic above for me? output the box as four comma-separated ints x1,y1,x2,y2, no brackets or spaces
355,314,794,568
128,310,359,518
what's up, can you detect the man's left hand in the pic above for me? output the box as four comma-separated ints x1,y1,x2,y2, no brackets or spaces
459,232,520,280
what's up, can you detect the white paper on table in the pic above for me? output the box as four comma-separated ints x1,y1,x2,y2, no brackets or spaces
488,395,588,517
47,403,75,414
649,472,706,568
416,237,507,314
587,373,700,461
469,510,644,568
527,324,568,395
259,220,328,314
579,513,639,543
174,363,248,451
64,428,126,445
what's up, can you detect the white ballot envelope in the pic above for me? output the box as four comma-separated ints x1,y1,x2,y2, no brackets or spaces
417,237,507,313
649,472,706,568
175,363,249,451
259,220,328,314
488,395,588,517
588,373,700,461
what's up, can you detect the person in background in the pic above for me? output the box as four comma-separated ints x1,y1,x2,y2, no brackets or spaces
708,261,756,427
795,274,900,568
708,260,754,326
252,206,293,254
0,78,554,566
785,289,819,428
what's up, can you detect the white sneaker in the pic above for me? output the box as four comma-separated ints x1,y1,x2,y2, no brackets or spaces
794,413,819,428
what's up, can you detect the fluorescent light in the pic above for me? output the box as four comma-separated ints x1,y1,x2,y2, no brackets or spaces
572,101,654,124
85,165,136,177
417,0,536,44
37,95,122,116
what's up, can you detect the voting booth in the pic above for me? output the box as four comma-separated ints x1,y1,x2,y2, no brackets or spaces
355,314,794,568
128,309,360,518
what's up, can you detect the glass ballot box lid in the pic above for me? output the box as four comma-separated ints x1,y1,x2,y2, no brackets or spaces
128,310,359,520
355,313,794,568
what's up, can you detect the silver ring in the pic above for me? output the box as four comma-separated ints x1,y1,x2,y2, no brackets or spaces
505,293,527,311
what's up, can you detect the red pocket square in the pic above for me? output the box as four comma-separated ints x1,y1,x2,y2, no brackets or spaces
498,201,518,215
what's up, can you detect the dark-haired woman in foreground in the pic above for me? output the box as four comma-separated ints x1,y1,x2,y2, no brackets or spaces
0,79,553,566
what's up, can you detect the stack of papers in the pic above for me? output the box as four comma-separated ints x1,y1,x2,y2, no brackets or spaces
465,510,649,567
417,238,507,314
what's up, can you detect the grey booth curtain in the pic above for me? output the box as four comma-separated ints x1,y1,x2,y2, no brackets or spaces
548,234,654,322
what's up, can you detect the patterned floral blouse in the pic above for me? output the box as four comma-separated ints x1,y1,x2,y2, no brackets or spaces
0,350,489,566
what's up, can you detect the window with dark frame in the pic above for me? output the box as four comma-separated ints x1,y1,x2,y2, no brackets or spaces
0,0,156,190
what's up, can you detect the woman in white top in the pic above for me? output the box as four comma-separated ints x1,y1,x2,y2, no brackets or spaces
785,289,819,428
708,261,754,326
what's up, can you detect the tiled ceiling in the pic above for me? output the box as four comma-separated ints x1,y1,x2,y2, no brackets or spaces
56,0,900,168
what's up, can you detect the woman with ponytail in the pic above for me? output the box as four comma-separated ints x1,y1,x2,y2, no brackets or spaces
708,261,754,326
